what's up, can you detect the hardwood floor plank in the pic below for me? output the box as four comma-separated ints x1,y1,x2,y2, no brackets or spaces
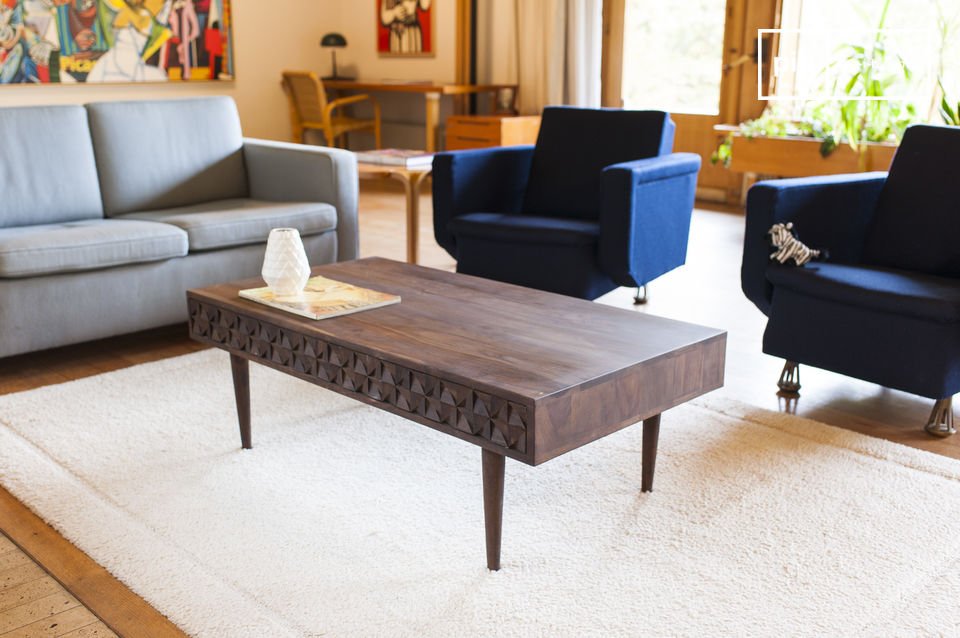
0,592,80,634
58,622,116,638
0,555,30,576
0,537,16,556
1,606,103,637
0,565,46,593
0,578,63,614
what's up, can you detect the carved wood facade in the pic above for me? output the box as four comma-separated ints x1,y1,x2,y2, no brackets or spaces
188,299,529,454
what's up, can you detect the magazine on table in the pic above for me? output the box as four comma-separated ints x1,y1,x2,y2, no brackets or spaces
355,148,435,168
240,276,400,320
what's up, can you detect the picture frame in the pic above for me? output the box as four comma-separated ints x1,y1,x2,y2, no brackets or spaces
376,0,435,57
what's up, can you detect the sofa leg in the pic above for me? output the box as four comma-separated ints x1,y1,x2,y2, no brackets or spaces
633,285,648,305
777,361,801,393
925,397,956,438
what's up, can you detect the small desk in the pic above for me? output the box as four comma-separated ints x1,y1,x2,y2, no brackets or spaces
357,162,432,265
324,80,518,153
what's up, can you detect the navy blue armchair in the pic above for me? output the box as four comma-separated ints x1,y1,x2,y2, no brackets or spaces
742,124,960,436
432,107,701,300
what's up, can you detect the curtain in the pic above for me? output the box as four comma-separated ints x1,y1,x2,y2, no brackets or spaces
477,0,603,114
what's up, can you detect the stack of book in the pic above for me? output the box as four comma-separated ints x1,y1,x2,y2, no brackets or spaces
355,149,434,169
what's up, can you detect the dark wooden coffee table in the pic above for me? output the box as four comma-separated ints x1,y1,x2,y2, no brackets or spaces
187,258,725,570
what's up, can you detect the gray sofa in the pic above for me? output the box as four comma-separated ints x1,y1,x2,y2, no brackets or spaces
0,96,358,358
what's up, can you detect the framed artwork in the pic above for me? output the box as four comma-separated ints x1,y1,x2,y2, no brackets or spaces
0,0,234,85
377,0,434,57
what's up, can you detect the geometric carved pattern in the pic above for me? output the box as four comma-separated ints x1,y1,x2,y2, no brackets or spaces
188,299,528,453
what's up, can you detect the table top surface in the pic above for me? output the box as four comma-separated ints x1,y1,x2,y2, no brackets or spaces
188,258,725,404
323,79,516,94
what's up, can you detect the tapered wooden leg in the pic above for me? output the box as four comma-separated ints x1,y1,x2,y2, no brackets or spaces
482,448,505,571
230,354,252,449
642,413,661,493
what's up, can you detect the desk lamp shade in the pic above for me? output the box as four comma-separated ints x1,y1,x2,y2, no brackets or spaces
321,33,347,80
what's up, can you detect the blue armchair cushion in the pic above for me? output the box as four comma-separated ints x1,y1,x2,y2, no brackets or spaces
447,213,600,245
521,107,674,221
432,146,535,257
742,174,887,315
767,262,960,323
862,124,960,276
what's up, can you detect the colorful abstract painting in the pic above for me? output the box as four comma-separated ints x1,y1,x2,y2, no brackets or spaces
0,0,233,85
377,0,433,57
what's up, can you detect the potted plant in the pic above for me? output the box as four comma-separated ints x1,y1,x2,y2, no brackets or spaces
713,0,913,177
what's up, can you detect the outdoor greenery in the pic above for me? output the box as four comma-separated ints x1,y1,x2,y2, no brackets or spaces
941,80,960,125
712,0,946,167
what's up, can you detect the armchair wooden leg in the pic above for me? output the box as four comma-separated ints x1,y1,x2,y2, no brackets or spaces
374,121,382,150
633,285,648,305
777,361,801,393
925,397,956,437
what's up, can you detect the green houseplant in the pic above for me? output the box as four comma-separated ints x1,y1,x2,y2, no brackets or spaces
712,0,916,169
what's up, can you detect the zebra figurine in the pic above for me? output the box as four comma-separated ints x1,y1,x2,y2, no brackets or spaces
768,222,823,266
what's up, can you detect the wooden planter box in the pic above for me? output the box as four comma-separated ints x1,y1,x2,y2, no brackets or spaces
717,130,898,177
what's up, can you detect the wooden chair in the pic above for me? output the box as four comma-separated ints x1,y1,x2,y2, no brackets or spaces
281,71,381,149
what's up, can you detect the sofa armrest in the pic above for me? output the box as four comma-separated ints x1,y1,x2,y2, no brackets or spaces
599,153,701,287
742,172,887,315
432,145,535,258
243,138,359,262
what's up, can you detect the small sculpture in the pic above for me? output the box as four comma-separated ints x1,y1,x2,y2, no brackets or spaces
768,222,825,266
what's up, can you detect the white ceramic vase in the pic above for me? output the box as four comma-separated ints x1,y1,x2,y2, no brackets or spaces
261,228,310,296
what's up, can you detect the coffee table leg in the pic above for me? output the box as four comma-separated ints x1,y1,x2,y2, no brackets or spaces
642,413,661,493
482,449,505,571
230,354,252,450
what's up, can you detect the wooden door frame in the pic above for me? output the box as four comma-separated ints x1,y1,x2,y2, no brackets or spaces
602,0,781,202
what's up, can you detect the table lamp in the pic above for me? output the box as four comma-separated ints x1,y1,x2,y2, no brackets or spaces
320,33,352,81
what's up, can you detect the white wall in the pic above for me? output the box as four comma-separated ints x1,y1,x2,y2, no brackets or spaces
0,0,341,141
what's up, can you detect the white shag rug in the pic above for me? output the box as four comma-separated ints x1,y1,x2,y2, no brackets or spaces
2,350,960,637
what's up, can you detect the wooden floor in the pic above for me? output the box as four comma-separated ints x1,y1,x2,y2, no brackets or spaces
0,179,956,635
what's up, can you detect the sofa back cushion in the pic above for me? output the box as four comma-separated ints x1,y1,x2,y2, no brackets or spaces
0,105,103,228
86,97,248,216
862,124,960,276
521,107,674,220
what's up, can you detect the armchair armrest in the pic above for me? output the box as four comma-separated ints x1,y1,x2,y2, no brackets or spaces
325,94,381,125
742,172,887,315
599,153,701,287
432,145,535,258
243,138,359,261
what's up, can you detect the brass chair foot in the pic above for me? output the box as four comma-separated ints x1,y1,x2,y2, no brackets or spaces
633,285,648,305
925,397,956,437
777,361,801,393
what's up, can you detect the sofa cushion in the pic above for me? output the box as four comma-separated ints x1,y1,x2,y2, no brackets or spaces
767,262,960,323
0,105,103,228
0,220,188,278
86,97,248,216
118,198,338,251
448,213,600,245
522,107,674,221
862,124,960,276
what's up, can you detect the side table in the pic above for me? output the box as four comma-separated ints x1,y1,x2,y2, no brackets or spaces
357,162,432,265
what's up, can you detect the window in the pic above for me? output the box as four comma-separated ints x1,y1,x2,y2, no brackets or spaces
620,0,727,115
773,0,960,119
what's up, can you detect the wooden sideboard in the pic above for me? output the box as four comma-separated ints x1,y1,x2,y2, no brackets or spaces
445,115,541,151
